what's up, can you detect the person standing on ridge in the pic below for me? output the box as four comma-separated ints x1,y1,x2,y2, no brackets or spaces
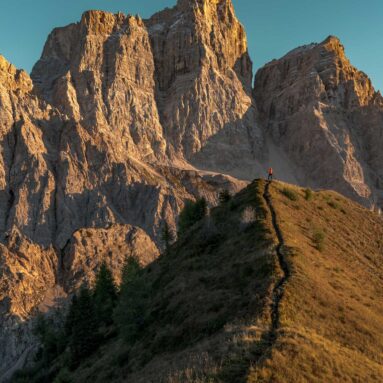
268,167,273,181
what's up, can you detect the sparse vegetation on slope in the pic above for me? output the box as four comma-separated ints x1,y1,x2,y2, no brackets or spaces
12,180,383,382
248,182,383,382
13,181,278,383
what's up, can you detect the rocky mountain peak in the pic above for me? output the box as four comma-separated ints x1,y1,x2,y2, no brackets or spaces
0,55,32,92
79,10,145,36
255,35,383,206
177,0,235,16
80,10,123,34
323,34,342,46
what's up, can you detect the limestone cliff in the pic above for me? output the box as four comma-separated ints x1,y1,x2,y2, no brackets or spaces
147,0,262,177
254,36,383,207
32,0,263,180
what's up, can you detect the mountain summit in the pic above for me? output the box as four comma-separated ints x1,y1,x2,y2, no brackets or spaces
255,36,383,207
31,0,259,173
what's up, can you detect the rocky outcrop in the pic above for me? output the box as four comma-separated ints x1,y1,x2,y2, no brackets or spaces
147,0,262,177
32,12,167,162
61,224,160,292
254,36,383,207
0,231,58,380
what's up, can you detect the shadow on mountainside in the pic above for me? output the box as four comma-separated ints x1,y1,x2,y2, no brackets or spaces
189,106,264,181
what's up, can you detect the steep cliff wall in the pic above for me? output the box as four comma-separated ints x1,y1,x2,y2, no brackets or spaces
254,36,383,207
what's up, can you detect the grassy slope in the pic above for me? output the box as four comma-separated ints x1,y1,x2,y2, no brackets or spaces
30,180,383,382
249,182,383,382
71,180,280,382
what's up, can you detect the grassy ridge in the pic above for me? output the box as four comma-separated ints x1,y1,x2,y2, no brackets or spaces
13,180,383,382
249,182,383,382
35,180,279,382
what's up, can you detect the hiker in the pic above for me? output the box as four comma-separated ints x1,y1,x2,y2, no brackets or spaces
268,167,273,181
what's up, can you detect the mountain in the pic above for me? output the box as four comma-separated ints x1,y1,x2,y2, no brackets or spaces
254,36,383,207
31,0,261,178
0,0,382,379
12,180,383,382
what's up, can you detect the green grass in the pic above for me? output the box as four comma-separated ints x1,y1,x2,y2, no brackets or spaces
304,188,313,201
328,200,340,209
16,180,383,383
313,229,326,252
281,187,299,201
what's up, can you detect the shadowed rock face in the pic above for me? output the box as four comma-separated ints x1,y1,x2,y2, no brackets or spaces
254,36,383,207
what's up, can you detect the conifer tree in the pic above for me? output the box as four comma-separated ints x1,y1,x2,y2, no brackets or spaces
93,261,118,326
178,197,208,237
161,221,175,253
114,257,148,343
34,313,65,365
68,284,99,367
65,294,78,339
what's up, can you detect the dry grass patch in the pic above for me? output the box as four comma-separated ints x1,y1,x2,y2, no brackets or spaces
249,182,383,381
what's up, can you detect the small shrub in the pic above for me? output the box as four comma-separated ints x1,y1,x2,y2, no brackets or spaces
328,200,340,209
161,221,175,253
304,188,313,201
114,347,131,367
281,188,298,201
313,230,325,252
228,198,240,211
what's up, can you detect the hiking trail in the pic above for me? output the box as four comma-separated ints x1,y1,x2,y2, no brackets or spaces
263,180,291,337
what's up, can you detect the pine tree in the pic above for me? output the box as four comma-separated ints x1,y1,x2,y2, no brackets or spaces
93,261,118,326
33,314,61,365
65,294,78,339
178,197,208,237
114,257,148,344
195,197,208,220
161,222,175,253
68,284,99,367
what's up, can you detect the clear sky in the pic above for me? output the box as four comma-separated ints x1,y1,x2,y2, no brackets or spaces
0,0,382,91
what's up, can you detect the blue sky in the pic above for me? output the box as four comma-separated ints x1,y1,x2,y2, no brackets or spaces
0,0,382,91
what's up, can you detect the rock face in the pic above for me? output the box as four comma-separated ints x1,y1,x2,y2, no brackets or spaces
32,0,262,179
61,224,160,292
254,36,383,207
0,231,59,381
32,12,167,162
147,0,262,177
